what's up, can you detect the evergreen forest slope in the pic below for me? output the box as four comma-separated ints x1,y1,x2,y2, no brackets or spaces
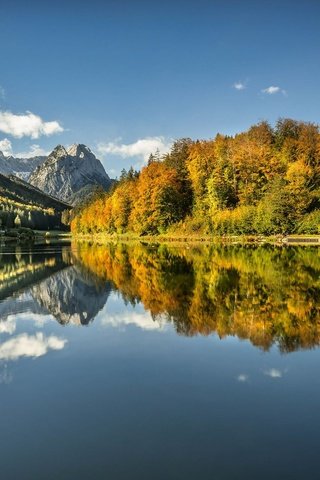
0,173,71,230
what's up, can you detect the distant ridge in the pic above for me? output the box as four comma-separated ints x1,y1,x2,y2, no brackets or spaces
0,150,46,180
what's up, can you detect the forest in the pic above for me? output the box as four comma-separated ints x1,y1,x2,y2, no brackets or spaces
71,119,320,236
0,173,71,231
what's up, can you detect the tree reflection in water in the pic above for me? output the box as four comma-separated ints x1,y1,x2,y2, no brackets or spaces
1,242,320,353
73,242,320,353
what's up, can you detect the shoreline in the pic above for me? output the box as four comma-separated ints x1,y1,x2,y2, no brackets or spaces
70,233,320,246
2,230,320,246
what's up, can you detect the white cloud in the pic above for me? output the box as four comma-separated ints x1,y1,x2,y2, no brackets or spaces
0,138,48,158
97,136,172,163
262,86,280,94
0,318,16,335
261,86,286,95
0,110,64,139
0,332,67,361
233,82,246,90
0,138,13,156
16,144,49,158
264,368,283,378
237,373,249,382
101,311,167,331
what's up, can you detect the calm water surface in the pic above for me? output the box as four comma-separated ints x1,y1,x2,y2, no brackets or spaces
0,241,320,480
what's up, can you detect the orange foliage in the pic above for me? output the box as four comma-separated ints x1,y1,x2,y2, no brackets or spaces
71,119,320,236
73,242,320,352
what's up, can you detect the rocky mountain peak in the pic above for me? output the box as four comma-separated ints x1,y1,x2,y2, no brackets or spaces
67,143,93,158
51,145,67,157
28,143,112,204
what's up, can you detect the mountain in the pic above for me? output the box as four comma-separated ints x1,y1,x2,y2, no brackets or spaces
0,172,71,230
0,151,46,180
28,144,112,204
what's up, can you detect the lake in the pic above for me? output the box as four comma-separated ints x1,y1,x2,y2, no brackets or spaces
0,241,320,479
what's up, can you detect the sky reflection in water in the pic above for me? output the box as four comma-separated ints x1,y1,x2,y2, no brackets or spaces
0,242,320,480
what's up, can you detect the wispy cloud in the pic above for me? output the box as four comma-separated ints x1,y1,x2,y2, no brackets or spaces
0,332,67,361
233,82,246,91
0,110,64,139
264,368,283,378
237,374,249,382
262,86,287,96
97,136,172,163
5,312,53,327
0,365,12,385
16,144,49,158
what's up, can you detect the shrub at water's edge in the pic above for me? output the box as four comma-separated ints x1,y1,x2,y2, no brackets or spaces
70,119,320,237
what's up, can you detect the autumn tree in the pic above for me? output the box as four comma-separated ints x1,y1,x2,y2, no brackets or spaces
71,119,320,236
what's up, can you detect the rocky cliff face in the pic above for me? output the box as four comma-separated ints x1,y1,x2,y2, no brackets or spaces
28,144,112,203
0,151,45,180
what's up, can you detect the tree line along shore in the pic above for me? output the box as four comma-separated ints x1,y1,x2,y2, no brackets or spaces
70,119,320,238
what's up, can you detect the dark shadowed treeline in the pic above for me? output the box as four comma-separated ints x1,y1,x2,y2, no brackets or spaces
71,119,320,236
73,242,320,352
0,173,71,230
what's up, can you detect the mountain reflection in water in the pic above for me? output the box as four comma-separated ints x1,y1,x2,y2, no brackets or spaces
1,242,320,352
0,244,111,326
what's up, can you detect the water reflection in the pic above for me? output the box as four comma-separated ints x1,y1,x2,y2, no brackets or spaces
0,244,69,302
73,242,320,353
30,266,112,325
1,242,320,479
0,244,112,326
1,242,320,353
0,332,67,361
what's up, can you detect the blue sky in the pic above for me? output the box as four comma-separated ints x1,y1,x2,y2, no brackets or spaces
0,0,319,176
